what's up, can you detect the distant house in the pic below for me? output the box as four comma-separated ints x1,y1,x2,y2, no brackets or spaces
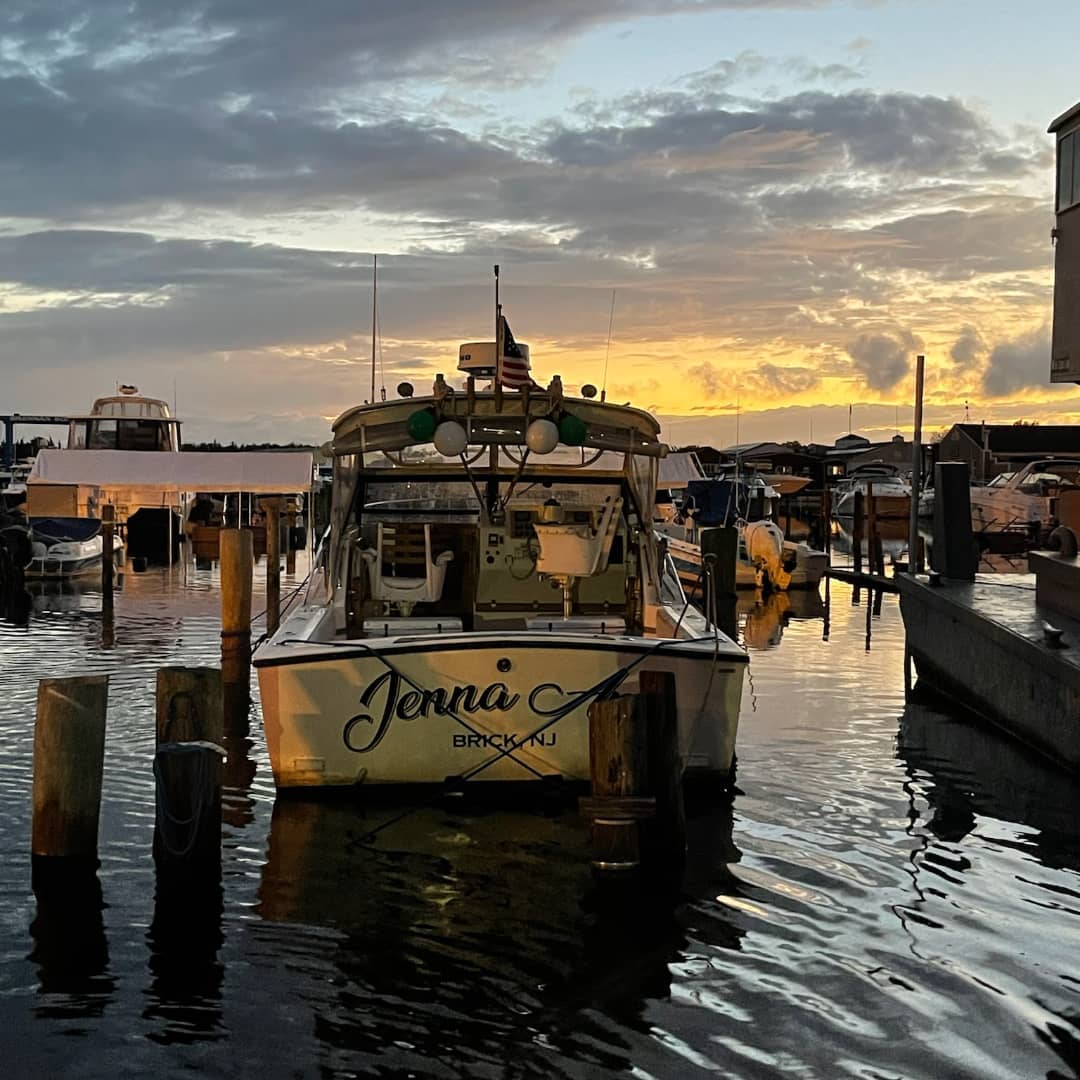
843,434,913,474
936,423,1080,481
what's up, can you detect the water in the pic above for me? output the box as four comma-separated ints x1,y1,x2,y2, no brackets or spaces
1,564,1078,1078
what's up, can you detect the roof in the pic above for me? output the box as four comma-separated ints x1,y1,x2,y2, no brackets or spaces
657,452,705,488
29,450,313,493
948,423,1080,456
1049,101,1080,134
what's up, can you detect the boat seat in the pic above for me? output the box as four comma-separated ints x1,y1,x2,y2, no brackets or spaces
533,496,622,578
360,523,453,616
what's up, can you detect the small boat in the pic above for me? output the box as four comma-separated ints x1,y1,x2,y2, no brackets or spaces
254,324,747,792
658,472,827,592
833,462,911,520
25,516,124,579
969,458,1080,538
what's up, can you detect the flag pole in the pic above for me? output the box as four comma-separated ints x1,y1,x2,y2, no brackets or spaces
493,264,503,408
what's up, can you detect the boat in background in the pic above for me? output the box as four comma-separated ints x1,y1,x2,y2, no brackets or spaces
254,325,746,792
70,386,184,561
657,461,827,592
833,462,911,520
969,458,1080,538
25,516,124,579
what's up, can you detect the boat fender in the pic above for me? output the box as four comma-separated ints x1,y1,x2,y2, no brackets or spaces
1047,525,1078,558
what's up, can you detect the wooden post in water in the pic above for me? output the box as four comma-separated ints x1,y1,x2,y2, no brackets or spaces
156,667,224,747
821,486,832,560
152,743,223,871
32,675,109,863
154,666,224,873
101,504,115,620
220,528,253,720
908,354,925,575
931,461,977,581
866,482,879,577
263,498,281,634
851,490,864,604
639,670,685,878
285,498,298,575
699,526,738,640
583,695,650,872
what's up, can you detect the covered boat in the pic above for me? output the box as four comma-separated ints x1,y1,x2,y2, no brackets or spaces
255,367,747,792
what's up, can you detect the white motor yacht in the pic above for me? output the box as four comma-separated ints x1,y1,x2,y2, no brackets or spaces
969,458,1080,537
254,342,747,792
833,462,911,520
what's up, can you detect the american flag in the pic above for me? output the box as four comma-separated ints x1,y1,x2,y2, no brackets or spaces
497,315,535,389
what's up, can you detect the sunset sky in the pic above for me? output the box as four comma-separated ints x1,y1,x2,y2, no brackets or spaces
1,0,1078,448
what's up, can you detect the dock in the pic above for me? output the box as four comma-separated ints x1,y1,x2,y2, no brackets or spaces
896,570,1080,773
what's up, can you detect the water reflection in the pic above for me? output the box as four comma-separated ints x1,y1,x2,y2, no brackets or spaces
144,871,225,1043
255,797,743,1075
738,589,826,651
898,695,1080,863
831,517,907,564
29,860,115,1020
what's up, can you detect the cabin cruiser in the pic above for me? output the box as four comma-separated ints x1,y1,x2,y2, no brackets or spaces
30,386,188,563
25,516,124,579
969,458,1080,537
833,462,911,520
656,459,827,591
254,343,747,792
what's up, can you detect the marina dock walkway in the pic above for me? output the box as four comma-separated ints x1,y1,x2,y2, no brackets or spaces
896,572,1080,773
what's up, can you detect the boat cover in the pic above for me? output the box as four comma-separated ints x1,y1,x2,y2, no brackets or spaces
658,452,706,489
31,516,101,543
29,450,313,494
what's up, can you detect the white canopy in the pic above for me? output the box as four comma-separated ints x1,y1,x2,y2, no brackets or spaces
30,450,313,494
657,451,705,490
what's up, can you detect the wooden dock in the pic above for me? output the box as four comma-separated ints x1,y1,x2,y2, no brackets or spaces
824,567,899,593
896,571,1080,773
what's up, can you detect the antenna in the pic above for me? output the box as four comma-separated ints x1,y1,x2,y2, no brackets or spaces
370,254,378,403
848,402,853,434
601,289,616,403
735,386,740,446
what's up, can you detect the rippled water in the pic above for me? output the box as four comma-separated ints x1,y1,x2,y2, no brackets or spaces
1,564,1078,1078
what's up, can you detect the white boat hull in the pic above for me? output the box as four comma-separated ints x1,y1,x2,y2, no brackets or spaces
256,628,745,790
25,535,124,579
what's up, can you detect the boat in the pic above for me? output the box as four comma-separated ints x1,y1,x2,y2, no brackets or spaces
969,458,1080,538
1,459,34,510
25,516,124,579
657,467,827,592
253,333,747,792
833,462,911,520
60,386,187,562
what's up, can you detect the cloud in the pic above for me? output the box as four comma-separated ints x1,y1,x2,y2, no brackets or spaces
951,325,985,366
982,326,1050,396
845,331,920,391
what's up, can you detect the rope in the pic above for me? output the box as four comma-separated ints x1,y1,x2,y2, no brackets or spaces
153,741,224,859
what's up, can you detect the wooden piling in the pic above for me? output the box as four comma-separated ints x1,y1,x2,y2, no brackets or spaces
639,670,686,876
931,461,977,581
851,492,868,609
908,353,925,575
264,499,281,634
32,675,109,861
155,667,224,747
699,526,738,640
152,743,223,870
101,504,115,620
285,499,298,574
582,695,650,871
821,486,832,559
866,483,879,576
220,528,253,719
